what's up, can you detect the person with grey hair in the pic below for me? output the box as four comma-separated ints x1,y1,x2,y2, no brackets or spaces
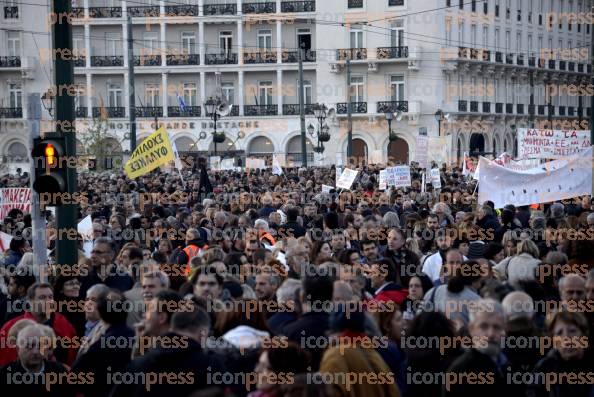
254,272,281,302
444,299,507,396
558,273,586,305
382,211,400,229
80,237,134,296
267,278,300,334
549,202,565,222
586,268,594,301
494,239,541,288
586,212,594,230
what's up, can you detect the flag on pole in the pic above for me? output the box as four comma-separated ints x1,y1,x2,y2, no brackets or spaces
177,92,187,112
168,131,186,187
124,127,175,179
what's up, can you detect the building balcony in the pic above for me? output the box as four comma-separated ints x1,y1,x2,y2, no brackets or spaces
506,103,514,114
168,106,201,117
88,7,122,18
242,2,276,13
0,108,22,118
337,48,367,61
91,56,124,67
244,105,278,116
93,107,125,118
0,56,21,67
337,102,367,114
243,50,277,64
73,57,86,67
76,107,88,118
482,102,491,113
470,101,479,112
517,104,524,114
495,103,503,114
281,1,315,12
458,100,468,112
389,0,405,5
377,101,408,113
166,53,200,65
205,53,238,65
164,5,198,15
376,46,408,59
538,105,545,115
4,6,18,18
71,7,85,18
134,54,162,66
348,0,363,8
282,104,315,115
135,107,163,118
128,6,159,17
204,3,237,15
282,50,316,63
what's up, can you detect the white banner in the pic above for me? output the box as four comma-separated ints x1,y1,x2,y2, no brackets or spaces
336,168,358,190
272,154,283,175
430,168,441,188
246,157,266,169
378,169,388,191
220,158,235,170
386,166,411,188
209,156,222,171
517,128,590,159
478,147,592,209
415,135,429,168
322,184,333,193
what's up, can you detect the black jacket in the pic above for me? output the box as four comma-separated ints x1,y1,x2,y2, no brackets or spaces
0,359,74,397
279,221,306,238
281,311,330,371
527,349,594,397
110,332,226,397
443,349,507,397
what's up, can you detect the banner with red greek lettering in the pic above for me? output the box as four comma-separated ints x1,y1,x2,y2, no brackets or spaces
0,188,31,220
517,128,591,159
478,147,592,208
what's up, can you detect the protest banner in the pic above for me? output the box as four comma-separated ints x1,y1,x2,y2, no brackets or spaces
220,158,235,170
378,169,388,191
209,156,222,171
336,168,358,190
386,166,411,188
517,128,590,159
478,147,592,208
246,157,266,170
415,135,429,168
322,184,333,193
430,168,441,188
272,154,283,175
124,127,175,179
0,188,31,219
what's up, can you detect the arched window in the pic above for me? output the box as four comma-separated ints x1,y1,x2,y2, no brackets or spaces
286,136,313,166
248,136,274,157
5,141,28,162
174,137,196,152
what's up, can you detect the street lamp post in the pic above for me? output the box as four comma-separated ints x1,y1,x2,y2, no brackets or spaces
205,96,227,157
435,109,445,137
309,103,331,157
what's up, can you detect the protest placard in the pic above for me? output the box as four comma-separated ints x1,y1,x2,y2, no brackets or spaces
336,168,358,190
517,128,590,159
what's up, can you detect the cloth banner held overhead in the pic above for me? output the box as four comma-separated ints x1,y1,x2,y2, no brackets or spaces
385,166,411,188
478,147,592,209
0,188,31,219
517,128,590,159
336,168,358,190
430,168,441,188
124,127,175,179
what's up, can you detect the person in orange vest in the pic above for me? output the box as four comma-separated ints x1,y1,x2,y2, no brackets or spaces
176,228,208,276
255,219,276,247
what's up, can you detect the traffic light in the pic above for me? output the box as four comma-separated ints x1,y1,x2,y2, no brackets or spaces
31,136,67,197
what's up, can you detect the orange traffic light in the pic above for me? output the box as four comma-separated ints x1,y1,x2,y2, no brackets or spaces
45,144,56,166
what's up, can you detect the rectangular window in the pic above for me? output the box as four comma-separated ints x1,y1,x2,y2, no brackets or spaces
107,84,122,107
483,0,488,14
145,84,160,107
181,32,196,54
105,33,120,56
495,0,500,16
219,31,233,55
143,32,159,55
483,26,488,48
528,34,533,56
9,83,22,108
349,76,365,102
258,81,273,105
298,80,313,104
528,0,533,22
257,29,272,51
458,22,465,45
539,0,543,24
495,28,500,49
459,0,463,9
506,0,511,19
505,31,511,50
221,82,235,105
183,83,197,106
391,20,405,47
390,76,405,102
516,32,522,51
350,27,363,48
471,0,476,12
7,32,20,57
568,0,573,30
73,36,84,51
75,84,86,109
471,25,477,47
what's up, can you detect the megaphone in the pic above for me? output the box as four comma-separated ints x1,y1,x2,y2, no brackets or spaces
217,101,231,117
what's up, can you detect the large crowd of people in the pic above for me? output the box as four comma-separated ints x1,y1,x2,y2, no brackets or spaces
0,161,593,397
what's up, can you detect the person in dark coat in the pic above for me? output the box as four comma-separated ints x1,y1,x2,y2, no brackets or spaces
109,305,225,397
281,272,334,371
1,268,36,325
79,238,134,296
381,228,420,289
71,289,135,397
476,204,502,242
278,206,306,238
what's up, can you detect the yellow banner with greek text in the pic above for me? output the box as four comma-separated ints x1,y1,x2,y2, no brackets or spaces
124,127,175,179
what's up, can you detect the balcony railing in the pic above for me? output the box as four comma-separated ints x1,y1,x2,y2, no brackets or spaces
165,5,199,15
71,7,85,18
376,46,409,59
204,3,237,15
495,103,503,114
168,106,202,117
73,57,86,67
91,56,124,67
134,54,162,66
243,51,277,64
281,1,315,12
458,100,468,112
337,48,367,60
166,53,200,65
76,107,88,118
538,105,545,115
135,107,163,117
377,101,408,113
389,0,405,5
283,104,315,115
242,2,276,13
337,102,368,114
495,52,503,62
470,101,479,112
205,53,238,65
482,102,491,113
4,6,18,18
245,105,278,116
481,50,491,61
348,0,364,7
0,56,21,67
127,6,159,17
282,50,316,63
469,48,480,60
0,108,22,118
506,103,514,114
92,107,125,118
88,7,122,18
517,104,524,114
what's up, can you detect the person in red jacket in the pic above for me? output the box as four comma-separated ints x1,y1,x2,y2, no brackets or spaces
0,282,77,367
366,257,408,305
